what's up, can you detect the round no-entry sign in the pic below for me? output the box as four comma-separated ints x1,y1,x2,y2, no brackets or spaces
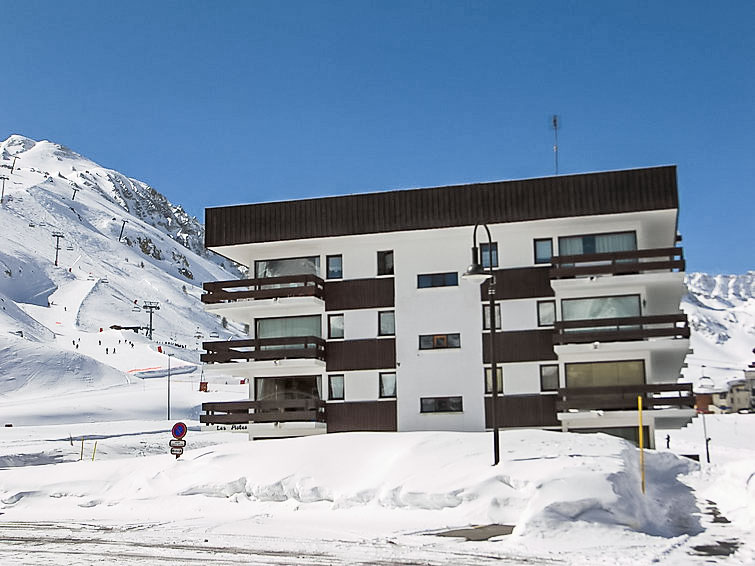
171,422,187,439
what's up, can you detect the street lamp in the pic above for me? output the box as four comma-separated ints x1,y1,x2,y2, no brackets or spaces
462,223,500,466
167,353,175,420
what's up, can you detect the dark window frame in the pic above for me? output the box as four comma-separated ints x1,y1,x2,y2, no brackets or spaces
534,238,553,265
537,300,556,327
484,367,503,394
377,250,394,276
328,374,345,401
327,313,344,340
420,396,463,413
254,255,320,279
482,303,501,330
540,364,560,392
557,230,637,256
326,254,343,279
378,310,395,337
564,359,647,388
379,372,397,399
419,333,461,350
480,242,499,269
417,272,459,288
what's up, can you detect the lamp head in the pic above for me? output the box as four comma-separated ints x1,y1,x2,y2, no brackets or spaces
462,246,492,281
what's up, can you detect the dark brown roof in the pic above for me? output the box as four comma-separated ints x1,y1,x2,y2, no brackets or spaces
205,166,678,247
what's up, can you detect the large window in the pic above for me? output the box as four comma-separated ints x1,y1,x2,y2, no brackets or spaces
328,314,344,339
419,333,461,349
540,365,559,392
565,360,645,388
482,304,501,330
420,396,463,413
534,238,553,264
558,231,637,256
417,272,458,288
328,375,344,400
480,242,498,268
379,372,397,398
256,315,321,340
377,250,394,276
378,311,395,336
561,295,641,322
326,255,342,279
255,256,320,278
484,367,503,393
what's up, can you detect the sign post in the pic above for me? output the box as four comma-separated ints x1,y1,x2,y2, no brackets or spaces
170,422,187,459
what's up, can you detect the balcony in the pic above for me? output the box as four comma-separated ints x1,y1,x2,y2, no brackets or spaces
200,399,327,425
553,314,690,345
550,247,684,279
202,274,325,304
556,383,694,412
201,336,326,364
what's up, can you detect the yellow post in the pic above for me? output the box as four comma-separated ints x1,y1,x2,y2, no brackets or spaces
80,439,84,461
638,395,645,495
91,441,98,462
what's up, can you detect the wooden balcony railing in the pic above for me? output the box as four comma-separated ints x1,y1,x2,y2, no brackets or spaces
201,399,327,425
556,383,694,412
201,336,326,364
202,274,325,304
550,247,684,279
553,314,689,345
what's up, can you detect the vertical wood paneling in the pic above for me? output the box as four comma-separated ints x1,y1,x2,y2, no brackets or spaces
327,401,397,432
482,330,557,363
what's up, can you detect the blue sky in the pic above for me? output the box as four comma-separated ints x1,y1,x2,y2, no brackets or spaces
4,1,753,274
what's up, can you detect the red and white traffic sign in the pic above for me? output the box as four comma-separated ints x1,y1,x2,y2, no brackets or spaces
171,422,187,439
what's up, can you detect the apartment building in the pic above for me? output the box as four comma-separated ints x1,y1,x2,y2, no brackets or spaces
199,165,695,446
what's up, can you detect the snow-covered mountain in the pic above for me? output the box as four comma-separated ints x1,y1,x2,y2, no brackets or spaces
682,272,755,388
0,134,242,400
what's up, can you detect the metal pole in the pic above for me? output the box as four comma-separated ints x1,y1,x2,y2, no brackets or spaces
702,411,711,463
118,219,128,241
167,353,172,420
0,176,7,204
638,396,645,494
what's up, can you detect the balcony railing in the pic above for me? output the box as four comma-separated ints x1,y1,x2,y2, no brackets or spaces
201,399,327,425
550,247,684,279
201,336,326,364
202,274,325,304
553,314,689,345
556,383,694,412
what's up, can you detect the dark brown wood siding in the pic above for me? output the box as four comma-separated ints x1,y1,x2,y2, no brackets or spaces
482,330,557,363
324,278,394,311
326,338,396,371
206,166,678,247
327,401,397,432
480,266,554,300
485,395,559,428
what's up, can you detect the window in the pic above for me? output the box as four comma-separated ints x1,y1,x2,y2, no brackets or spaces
540,365,559,392
534,239,553,264
565,360,645,388
561,295,641,321
255,256,320,278
377,250,394,276
558,231,637,256
419,333,461,349
328,375,344,400
378,311,395,336
480,242,498,268
482,304,501,330
484,367,503,393
256,315,321,340
537,300,556,327
420,396,463,413
417,272,458,288
379,372,396,398
326,255,342,279
328,314,344,339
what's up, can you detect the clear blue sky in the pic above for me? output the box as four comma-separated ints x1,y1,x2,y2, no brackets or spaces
4,1,753,274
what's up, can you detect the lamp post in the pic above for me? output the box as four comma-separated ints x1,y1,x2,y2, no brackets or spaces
462,223,500,466
167,353,174,421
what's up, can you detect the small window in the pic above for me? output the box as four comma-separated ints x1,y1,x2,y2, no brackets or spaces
482,304,501,330
534,239,553,264
326,255,342,279
537,300,556,327
480,242,499,269
379,372,397,398
377,250,394,276
417,272,458,288
484,367,503,393
419,333,461,350
420,396,463,413
328,314,344,339
329,375,344,400
540,365,559,392
378,311,395,336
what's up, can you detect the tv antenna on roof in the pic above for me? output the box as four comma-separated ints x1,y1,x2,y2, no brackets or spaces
552,115,560,175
